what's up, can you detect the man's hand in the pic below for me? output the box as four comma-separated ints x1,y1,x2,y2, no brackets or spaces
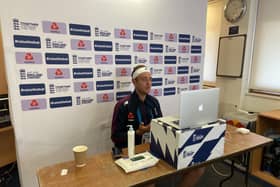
136,123,150,136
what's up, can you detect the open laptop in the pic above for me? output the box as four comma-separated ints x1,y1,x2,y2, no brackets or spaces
158,88,220,129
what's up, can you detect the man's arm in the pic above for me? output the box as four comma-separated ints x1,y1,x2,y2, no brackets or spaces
111,101,128,148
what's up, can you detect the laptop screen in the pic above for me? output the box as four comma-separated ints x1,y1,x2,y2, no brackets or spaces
179,88,219,129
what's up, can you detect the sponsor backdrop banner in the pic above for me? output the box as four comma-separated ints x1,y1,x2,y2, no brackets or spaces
0,0,207,186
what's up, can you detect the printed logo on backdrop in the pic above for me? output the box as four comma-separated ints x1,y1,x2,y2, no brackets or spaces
49,83,71,94
19,83,45,96
164,66,176,75
21,98,47,111
133,43,148,52
189,84,200,90
191,56,201,63
97,92,114,103
178,56,189,64
49,96,72,108
69,23,91,36
116,91,131,101
71,39,91,50
152,78,163,87
134,55,148,64
164,77,176,86
150,32,164,41
165,33,177,42
165,45,176,53
96,80,114,91
191,66,201,73
14,35,41,48
164,87,176,96
94,27,112,37
150,88,163,97
13,18,39,31
178,45,189,53
191,46,202,54
115,42,132,52
150,67,163,76
74,81,94,92
116,80,131,90
94,40,113,51
42,21,67,34
149,55,163,64
116,67,132,77
15,52,42,64
45,53,69,64
150,44,163,53
164,56,177,64
96,68,114,78
114,28,131,39
115,55,131,65
177,66,189,74
177,76,188,84
179,34,190,43
177,87,188,94
189,75,200,83
47,68,70,79
95,54,113,65
45,38,67,49
19,69,43,80
192,35,202,43
72,55,93,65
76,96,94,105
133,30,148,40
72,68,93,79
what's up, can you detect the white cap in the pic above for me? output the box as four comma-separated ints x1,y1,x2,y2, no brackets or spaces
132,66,150,79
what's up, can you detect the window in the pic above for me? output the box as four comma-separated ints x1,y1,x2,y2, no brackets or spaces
249,0,280,96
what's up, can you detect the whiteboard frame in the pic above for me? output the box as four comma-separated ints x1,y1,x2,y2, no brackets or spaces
216,34,247,78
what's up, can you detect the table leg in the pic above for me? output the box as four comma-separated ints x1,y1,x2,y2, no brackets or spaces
219,160,235,187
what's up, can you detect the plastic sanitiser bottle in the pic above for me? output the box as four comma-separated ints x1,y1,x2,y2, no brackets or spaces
127,125,135,158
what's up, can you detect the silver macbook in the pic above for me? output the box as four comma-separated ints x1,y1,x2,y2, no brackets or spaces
159,88,220,129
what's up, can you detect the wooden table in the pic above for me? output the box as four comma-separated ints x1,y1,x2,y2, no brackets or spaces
37,125,272,187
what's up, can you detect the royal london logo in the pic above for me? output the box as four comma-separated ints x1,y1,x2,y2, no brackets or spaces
80,82,88,89
55,69,63,76
101,55,107,62
154,56,159,63
120,68,127,76
30,99,39,107
78,40,85,48
120,29,126,37
168,67,174,74
128,112,135,121
165,33,177,42
102,94,109,101
153,89,160,96
138,43,144,50
50,22,59,30
25,53,34,61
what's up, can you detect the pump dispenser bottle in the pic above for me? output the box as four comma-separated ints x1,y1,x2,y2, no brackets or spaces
127,125,135,158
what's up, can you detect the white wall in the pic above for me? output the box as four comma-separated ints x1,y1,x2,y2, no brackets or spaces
204,0,223,82
0,0,207,187
207,0,280,114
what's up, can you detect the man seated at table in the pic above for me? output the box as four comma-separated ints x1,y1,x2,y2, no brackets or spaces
111,64,204,187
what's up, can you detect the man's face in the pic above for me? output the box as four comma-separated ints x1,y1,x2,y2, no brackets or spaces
133,72,152,95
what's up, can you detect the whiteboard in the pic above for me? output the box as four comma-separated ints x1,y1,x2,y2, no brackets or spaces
216,35,246,78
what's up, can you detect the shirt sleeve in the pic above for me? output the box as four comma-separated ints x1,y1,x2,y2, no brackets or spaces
111,101,128,148
154,98,163,118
